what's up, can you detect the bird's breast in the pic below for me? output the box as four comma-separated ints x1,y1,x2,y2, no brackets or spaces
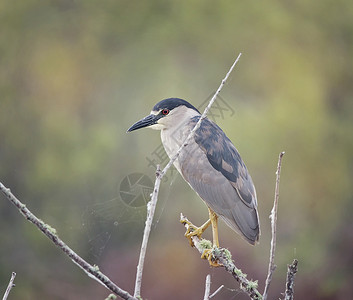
160,124,197,174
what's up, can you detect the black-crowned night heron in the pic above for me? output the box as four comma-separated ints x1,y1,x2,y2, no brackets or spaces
128,98,260,265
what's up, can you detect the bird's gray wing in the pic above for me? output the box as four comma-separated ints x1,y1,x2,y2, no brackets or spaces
179,117,260,244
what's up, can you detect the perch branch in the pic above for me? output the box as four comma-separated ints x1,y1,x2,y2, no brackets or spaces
133,53,242,298
2,272,16,300
180,214,262,300
263,151,285,300
283,259,298,300
0,182,137,300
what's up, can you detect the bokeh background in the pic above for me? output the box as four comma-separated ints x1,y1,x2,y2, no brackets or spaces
1,1,352,299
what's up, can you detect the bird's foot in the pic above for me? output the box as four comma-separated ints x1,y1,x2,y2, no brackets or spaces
180,218,210,247
201,248,222,267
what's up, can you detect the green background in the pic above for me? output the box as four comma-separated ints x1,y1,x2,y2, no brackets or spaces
0,1,352,299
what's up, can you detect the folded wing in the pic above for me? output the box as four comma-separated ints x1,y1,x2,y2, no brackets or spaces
179,117,260,244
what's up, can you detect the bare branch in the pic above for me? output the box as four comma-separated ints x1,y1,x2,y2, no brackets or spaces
180,214,262,300
133,53,242,298
263,151,285,300
203,274,224,300
0,182,137,300
209,284,224,299
210,284,224,299
283,259,298,300
2,272,16,300
203,274,211,300
134,165,163,297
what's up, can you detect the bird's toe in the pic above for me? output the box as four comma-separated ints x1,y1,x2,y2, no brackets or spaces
201,249,222,267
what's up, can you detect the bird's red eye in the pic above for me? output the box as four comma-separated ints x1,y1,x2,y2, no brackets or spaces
162,109,169,115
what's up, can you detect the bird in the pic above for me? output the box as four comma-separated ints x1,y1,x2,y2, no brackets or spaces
127,98,260,266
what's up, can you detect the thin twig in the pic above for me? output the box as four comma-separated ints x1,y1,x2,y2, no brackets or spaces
263,151,285,300
105,294,117,300
133,165,163,297
2,272,16,300
203,274,211,300
204,275,226,300
209,284,224,299
180,214,262,300
283,259,298,300
203,275,225,300
133,53,242,298
0,183,137,300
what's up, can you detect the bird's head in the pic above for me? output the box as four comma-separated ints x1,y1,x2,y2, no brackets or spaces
127,98,200,132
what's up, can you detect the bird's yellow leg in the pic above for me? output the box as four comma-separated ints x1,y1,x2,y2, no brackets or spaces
201,208,222,267
182,218,211,247
209,208,219,248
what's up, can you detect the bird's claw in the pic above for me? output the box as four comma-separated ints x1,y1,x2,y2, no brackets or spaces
180,219,204,247
201,249,222,267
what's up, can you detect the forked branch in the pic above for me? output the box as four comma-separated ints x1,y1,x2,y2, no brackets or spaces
1,55,298,300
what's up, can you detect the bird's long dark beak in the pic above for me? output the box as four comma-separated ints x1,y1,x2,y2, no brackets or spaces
127,114,158,132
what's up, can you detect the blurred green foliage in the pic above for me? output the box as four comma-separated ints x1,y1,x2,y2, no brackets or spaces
0,1,352,299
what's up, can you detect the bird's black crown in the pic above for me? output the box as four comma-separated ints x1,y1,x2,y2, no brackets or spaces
153,98,200,114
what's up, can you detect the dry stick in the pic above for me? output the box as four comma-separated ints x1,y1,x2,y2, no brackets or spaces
2,272,16,300
133,165,163,298
283,259,298,300
263,151,285,300
133,53,242,298
0,183,137,300
210,284,225,299
203,274,225,300
180,214,262,300
203,274,211,300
